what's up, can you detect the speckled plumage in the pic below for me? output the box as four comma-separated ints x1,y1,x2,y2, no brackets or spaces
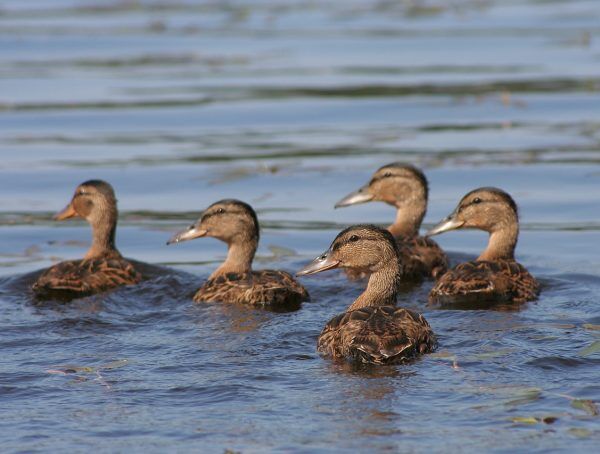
168,199,309,308
426,187,540,306
318,305,437,364
397,235,448,280
31,180,142,301
32,255,142,300
193,269,309,308
297,225,437,365
429,259,540,305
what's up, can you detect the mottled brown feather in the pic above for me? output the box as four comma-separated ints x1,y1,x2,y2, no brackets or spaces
300,225,437,364
318,306,437,364
429,259,540,305
32,256,142,300
193,269,309,308
397,235,448,280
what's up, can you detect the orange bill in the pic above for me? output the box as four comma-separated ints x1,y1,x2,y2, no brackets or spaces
53,203,78,221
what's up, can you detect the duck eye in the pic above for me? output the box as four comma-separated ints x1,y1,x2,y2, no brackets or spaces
472,197,482,204
349,234,359,242
383,172,392,178
216,208,225,214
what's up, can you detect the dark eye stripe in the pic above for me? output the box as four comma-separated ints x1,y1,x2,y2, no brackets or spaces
332,235,379,250
459,198,487,211
202,207,246,222
369,173,396,185
201,212,215,222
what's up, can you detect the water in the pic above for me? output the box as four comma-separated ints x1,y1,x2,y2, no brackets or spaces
1,0,600,451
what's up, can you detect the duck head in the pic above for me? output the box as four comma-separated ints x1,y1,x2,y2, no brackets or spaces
55,179,119,258
427,187,519,261
427,187,518,236
55,179,117,223
297,225,401,310
167,199,259,246
297,225,399,276
335,163,428,237
167,199,260,277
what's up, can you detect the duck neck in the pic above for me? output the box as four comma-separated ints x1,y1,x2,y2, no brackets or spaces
211,237,257,279
85,212,119,260
478,223,518,261
348,258,399,311
387,200,426,239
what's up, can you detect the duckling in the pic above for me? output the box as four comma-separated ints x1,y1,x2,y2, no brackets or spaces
167,199,309,308
32,180,142,300
427,187,540,305
335,163,448,280
297,225,436,364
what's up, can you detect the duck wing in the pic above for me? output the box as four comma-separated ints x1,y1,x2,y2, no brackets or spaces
32,257,142,300
194,270,309,307
498,260,540,303
429,260,539,305
318,306,436,364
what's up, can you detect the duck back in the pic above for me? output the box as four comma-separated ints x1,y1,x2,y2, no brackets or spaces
429,259,540,305
32,256,142,300
193,269,309,308
318,306,437,364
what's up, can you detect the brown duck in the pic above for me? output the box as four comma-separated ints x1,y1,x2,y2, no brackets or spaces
335,163,448,280
297,225,436,364
427,187,540,305
32,180,142,300
167,199,309,308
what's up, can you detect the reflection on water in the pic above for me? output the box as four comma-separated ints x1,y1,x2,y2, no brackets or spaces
1,0,600,452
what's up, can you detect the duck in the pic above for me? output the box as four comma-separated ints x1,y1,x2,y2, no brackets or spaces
335,163,448,280
427,187,540,305
296,225,437,364
167,199,309,308
32,180,142,300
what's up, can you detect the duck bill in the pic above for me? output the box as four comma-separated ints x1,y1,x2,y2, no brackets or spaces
53,203,78,221
166,226,208,245
296,251,340,276
426,215,464,237
334,185,374,208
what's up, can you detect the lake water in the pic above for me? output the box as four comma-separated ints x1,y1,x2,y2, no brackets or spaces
1,0,600,452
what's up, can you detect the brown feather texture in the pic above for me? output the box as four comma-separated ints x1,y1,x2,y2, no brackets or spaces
297,225,436,364
318,306,436,365
194,270,309,308
335,163,448,281
32,256,142,300
32,180,142,300
429,260,540,305
427,187,540,305
396,235,448,280
168,199,309,308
